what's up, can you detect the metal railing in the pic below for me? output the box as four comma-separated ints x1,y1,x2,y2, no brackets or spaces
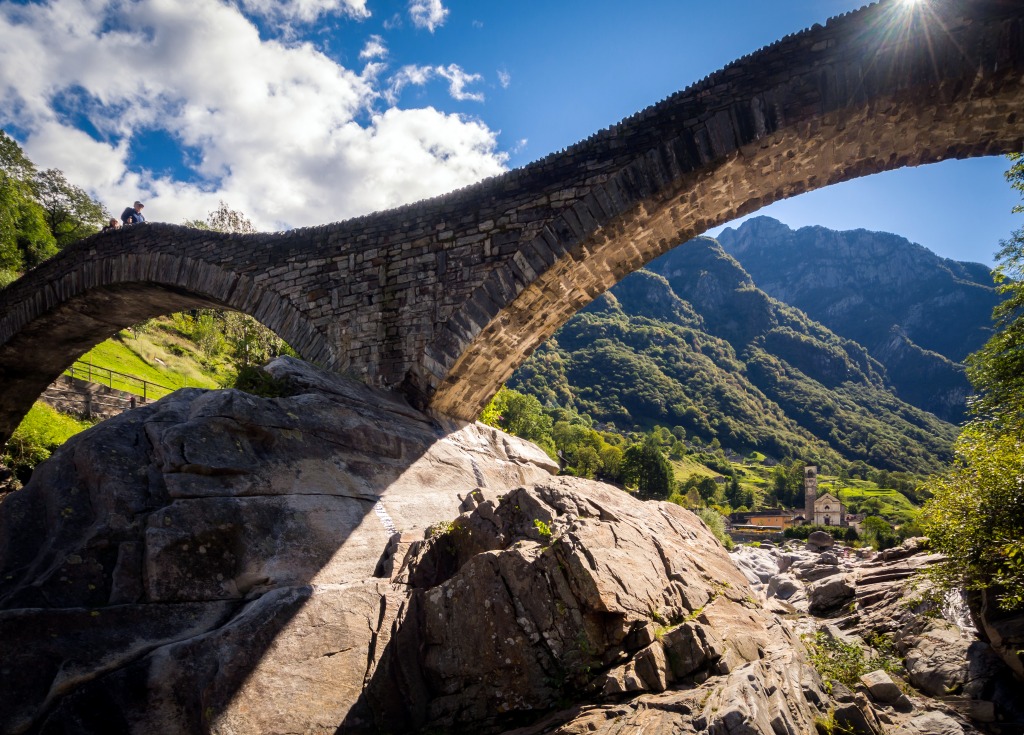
64,360,173,401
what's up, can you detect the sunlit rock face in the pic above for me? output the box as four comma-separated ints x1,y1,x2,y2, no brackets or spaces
0,358,831,734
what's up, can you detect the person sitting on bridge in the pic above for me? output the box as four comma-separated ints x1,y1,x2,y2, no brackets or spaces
101,217,121,232
120,200,146,226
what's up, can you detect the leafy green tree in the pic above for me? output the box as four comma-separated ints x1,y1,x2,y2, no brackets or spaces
599,444,623,480
181,203,295,372
480,387,556,458
184,200,258,235
552,421,613,478
922,154,1024,611
695,476,720,504
620,435,674,500
726,475,754,509
33,167,107,248
0,130,56,273
678,487,702,508
922,423,1024,610
0,130,35,181
861,516,898,551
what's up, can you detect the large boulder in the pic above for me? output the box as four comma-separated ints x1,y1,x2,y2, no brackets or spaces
806,530,835,552
0,359,830,735
355,479,824,734
808,574,856,615
0,358,556,733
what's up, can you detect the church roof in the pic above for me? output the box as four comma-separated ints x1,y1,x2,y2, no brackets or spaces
815,492,842,506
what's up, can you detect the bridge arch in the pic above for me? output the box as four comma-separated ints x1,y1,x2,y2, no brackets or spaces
0,242,337,441
422,0,1024,418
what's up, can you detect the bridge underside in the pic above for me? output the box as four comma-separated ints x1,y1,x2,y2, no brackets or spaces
425,85,1024,420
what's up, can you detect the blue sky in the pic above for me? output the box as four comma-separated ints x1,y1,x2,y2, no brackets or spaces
0,0,1018,265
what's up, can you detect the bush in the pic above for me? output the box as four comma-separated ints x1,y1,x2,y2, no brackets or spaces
232,365,298,398
697,507,733,550
804,631,903,694
861,516,899,551
2,403,91,482
922,422,1024,611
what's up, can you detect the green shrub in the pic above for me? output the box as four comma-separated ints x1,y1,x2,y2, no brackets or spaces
922,422,1024,611
803,632,869,692
697,507,733,550
231,366,297,398
3,403,91,482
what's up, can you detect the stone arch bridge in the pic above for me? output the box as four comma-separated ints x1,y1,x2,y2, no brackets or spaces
2,0,1023,443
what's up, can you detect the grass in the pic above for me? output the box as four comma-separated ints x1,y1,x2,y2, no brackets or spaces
3,402,92,480
76,320,229,397
670,455,723,481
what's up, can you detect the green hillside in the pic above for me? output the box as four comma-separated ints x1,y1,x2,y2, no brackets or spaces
77,319,229,395
509,237,957,475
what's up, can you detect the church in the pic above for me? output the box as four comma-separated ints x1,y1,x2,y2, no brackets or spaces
804,466,847,527
810,491,845,527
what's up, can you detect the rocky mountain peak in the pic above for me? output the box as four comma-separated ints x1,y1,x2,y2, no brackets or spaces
715,216,1000,421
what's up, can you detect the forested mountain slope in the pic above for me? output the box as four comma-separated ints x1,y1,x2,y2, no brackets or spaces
509,238,957,474
716,217,1000,422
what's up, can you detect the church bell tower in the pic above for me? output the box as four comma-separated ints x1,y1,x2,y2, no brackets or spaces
804,466,817,524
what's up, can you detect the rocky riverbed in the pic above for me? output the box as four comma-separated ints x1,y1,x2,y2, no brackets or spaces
0,358,1021,734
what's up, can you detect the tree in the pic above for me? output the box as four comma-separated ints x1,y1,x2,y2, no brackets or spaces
695,476,720,504
599,444,623,480
922,423,1024,610
480,387,556,458
922,154,1024,611
181,203,295,373
0,130,56,273
184,200,258,235
0,130,35,181
33,168,107,248
620,435,674,500
861,516,898,551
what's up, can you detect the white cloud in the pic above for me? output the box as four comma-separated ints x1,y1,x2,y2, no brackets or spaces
437,64,484,102
359,34,387,60
498,69,511,89
408,0,447,32
0,0,506,231
386,63,484,104
237,0,370,24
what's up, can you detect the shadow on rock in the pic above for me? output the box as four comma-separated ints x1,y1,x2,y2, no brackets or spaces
0,357,557,734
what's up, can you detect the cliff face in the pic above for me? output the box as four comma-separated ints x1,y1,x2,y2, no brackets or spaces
716,216,1001,422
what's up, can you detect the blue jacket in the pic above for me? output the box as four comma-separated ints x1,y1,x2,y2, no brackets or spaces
121,207,145,225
